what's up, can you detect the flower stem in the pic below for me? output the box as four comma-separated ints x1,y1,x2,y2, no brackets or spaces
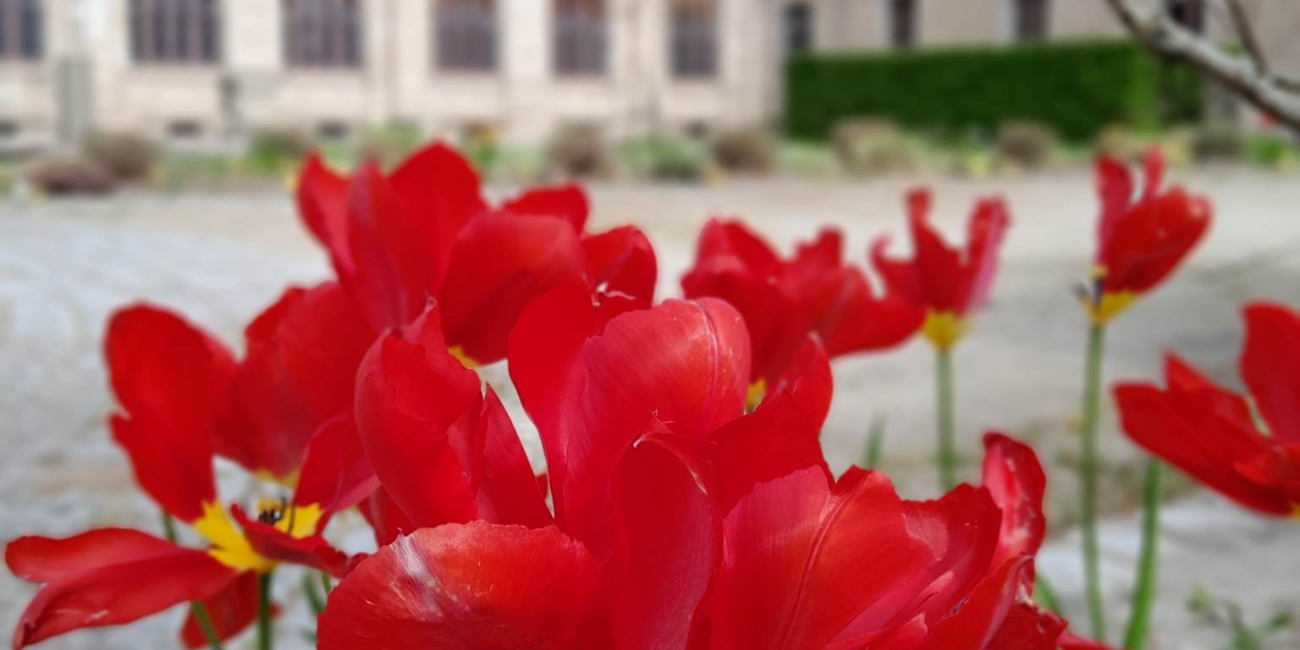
303,572,326,616
935,345,957,491
1034,574,1063,615
257,572,274,650
863,417,886,470
320,571,333,595
160,512,224,650
1080,322,1108,641
1123,459,1164,650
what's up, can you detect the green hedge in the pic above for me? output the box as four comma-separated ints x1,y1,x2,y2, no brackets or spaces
784,40,1202,142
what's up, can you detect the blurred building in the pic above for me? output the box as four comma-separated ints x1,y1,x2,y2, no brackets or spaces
2,0,1298,153
0,0,774,152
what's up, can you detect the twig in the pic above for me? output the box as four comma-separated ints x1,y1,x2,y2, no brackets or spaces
1223,0,1267,75
1103,0,1300,130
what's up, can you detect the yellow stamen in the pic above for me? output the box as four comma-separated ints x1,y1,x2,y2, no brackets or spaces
193,500,324,573
922,311,971,350
449,345,478,369
746,378,768,413
1086,290,1137,324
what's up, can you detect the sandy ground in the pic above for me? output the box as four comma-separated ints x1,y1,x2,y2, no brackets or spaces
1,168,1298,648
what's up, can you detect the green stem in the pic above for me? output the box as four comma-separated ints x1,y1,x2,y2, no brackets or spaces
160,513,224,650
935,346,957,491
320,571,333,595
863,417,886,470
303,572,326,616
1123,460,1165,650
257,572,274,650
1080,322,1109,642
1034,574,1063,615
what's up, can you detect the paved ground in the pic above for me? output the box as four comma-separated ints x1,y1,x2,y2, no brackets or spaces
1,168,1298,648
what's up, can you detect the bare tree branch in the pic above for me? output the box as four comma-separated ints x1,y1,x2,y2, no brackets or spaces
1103,0,1300,130
1223,0,1268,75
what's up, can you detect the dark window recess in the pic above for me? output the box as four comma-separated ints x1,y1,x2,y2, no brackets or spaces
129,0,221,64
1167,0,1205,34
554,0,606,75
0,0,43,60
783,4,812,56
889,0,916,48
0,120,19,138
437,0,497,72
1014,0,1049,41
670,0,717,79
284,0,363,68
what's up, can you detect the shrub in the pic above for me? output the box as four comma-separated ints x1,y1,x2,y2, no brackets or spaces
361,120,423,169
1192,124,1244,162
996,121,1058,169
461,121,500,178
246,127,311,176
712,127,774,174
832,118,915,175
548,124,610,178
83,131,157,182
28,157,114,195
785,40,1202,143
617,135,710,182
1244,134,1299,169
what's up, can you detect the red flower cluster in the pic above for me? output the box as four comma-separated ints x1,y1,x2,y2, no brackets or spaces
7,300,374,647
320,284,1075,649
682,219,923,389
1086,150,1210,322
4,142,1131,650
871,189,1010,349
297,144,656,365
1116,302,1300,516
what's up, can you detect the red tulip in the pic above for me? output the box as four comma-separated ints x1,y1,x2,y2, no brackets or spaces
872,188,1010,349
683,218,924,388
7,303,376,647
1087,150,1210,322
321,277,1085,649
1115,302,1300,516
297,143,657,365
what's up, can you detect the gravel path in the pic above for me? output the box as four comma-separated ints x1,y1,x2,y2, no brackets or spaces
2,169,1298,648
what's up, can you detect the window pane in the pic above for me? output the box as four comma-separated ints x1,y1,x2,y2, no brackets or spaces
1015,0,1048,41
554,0,605,75
672,0,717,78
286,0,361,68
438,0,497,72
890,0,914,48
783,4,811,56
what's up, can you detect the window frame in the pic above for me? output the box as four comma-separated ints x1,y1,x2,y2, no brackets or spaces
435,0,499,73
1012,0,1049,42
282,0,365,69
553,0,608,78
0,0,43,61
669,0,719,80
129,0,222,66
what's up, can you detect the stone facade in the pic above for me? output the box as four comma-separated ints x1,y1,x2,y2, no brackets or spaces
2,0,1298,153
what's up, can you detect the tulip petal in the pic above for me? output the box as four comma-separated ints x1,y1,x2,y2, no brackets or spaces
317,522,609,650
766,335,834,431
438,211,586,363
1241,302,1300,444
503,184,589,233
106,306,231,523
561,298,749,558
1115,356,1291,515
708,467,933,650
7,528,187,583
355,304,483,530
292,415,379,520
222,282,374,480
470,388,553,528
816,267,924,359
296,153,353,274
612,429,720,650
582,225,658,305
358,487,416,547
230,505,353,577
10,535,237,648
712,393,831,515
912,557,1032,650
982,432,1047,574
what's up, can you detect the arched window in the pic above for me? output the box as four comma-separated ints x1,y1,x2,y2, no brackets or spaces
554,0,606,76
1013,0,1049,41
437,0,497,72
130,0,221,64
0,0,42,60
670,0,717,78
284,0,363,68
